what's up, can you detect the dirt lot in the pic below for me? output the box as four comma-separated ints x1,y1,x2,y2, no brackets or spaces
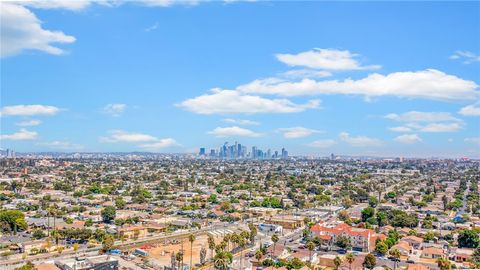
138,233,224,268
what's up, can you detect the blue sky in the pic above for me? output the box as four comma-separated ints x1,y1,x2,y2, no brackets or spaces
1,1,479,157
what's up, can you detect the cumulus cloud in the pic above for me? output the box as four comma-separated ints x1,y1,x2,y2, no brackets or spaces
277,127,321,139
208,126,262,137
102,103,127,117
465,137,480,145
177,89,320,114
385,111,464,133
1,3,76,57
100,130,158,143
17,1,93,10
388,126,412,132
139,138,178,151
450,51,480,64
385,111,460,122
16,119,41,126
459,104,480,116
394,134,422,144
223,118,260,125
0,128,38,140
237,69,478,101
0,105,60,116
280,69,332,79
100,130,177,150
275,48,380,71
38,140,84,151
308,139,337,148
339,132,382,147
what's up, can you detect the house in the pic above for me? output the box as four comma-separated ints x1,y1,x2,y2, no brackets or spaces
267,244,289,259
21,240,49,254
451,248,474,263
266,215,304,229
36,263,61,270
401,235,423,249
118,226,148,240
421,247,444,259
311,222,378,252
391,241,413,256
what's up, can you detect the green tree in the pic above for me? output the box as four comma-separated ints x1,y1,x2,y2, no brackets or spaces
188,234,195,269
335,235,351,249
345,253,355,270
368,196,379,208
389,249,401,270
0,210,28,233
333,256,342,270
115,197,126,209
306,241,315,264
271,234,279,258
101,206,116,223
102,234,114,251
362,253,377,270
361,207,375,222
436,257,452,270
375,241,388,255
458,229,480,248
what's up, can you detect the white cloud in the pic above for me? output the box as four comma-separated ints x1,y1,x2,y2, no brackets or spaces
102,103,127,117
459,104,480,116
394,134,422,144
339,132,382,147
17,1,92,10
208,126,262,138
275,48,380,71
100,130,158,143
139,138,178,151
419,122,463,133
139,0,200,7
280,69,332,79
0,105,60,116
385,111,464,133
223,118,260,125
0,128,38,140
308,139,337,148
277,127,321,139
388,126,412,132
385,111,460,123
177,89,320,114
144,22,159,32
0,3,76,57
237,69,478,101
465,137,480,145
16,119,41,126
38,141,84,151
450,51,480,64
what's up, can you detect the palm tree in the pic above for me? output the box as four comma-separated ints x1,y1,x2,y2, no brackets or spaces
207,235,216,261
238,237,247,270
437,257,452,270
254,250,263,264
345,253,355,270
306,241,315,264
333,256,342,270
213,248,233,270
248,223,257,244
176,251,184,270
271,234,279,258
189,234,196,269
389,249,401,270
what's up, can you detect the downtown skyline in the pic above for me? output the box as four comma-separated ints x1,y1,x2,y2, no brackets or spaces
1,1,480,158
